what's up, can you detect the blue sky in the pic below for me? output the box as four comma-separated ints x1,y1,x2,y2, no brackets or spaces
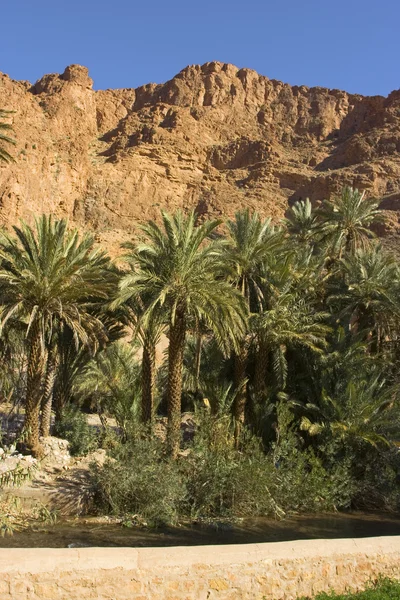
1,0,399,96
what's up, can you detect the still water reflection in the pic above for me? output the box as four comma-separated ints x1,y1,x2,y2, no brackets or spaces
1,512,400,548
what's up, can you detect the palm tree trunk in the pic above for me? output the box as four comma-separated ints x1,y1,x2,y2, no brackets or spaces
141,334,156,426
53,385,64,426
194,332,202,392
166,309,186,458
40,347,58,438
345,229,355,255
97,399,108,437
53,366,70,426
24,321,45,456
233,344,248,445
254,337,268,398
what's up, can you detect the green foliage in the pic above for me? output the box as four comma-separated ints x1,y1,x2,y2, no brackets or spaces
318,186,383,257
0,214,121,451
225,208,281,307
53,404,98,456
285,198,320,246
0,325,26,405
299,376,400,449
180,414,278,518
120,210,247,355
0,215,116,350
0,497,60,536
92,407,355,524
32,503,58,525
298,578,400,599
0,497,22,536
0,463,37,488
92,436,184,526
0,189,399,521
0,429,39,489
74,341,142,437
119,209,247,455
328,247,399,345
272,403,355,513
273,433,354,513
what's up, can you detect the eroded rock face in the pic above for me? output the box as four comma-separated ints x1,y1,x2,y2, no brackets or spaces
1,61,400,251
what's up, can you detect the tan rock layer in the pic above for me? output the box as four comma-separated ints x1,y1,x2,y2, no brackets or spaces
1,62,400,253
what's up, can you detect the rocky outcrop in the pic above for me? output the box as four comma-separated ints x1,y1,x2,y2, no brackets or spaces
1,62,400,251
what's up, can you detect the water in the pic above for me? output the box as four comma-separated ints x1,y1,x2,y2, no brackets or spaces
1,512,400,548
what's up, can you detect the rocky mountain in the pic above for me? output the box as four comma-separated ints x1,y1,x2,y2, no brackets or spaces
1,62,400,250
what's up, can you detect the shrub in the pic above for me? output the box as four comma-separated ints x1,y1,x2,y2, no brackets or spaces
181,409,353,520
91,435,184,526
347,447,400,512
91,409,355,525
53,404,98,456
180,412,278,519
271,433,354,513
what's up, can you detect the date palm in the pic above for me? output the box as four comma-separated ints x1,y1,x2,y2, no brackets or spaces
318,186,383,258
40,342,58,437
252,247,325,397
300,376,399,449
225,209,281,432
253,294,330,392
121,210,246,457
285,198,320,246
226,209,281,308
75,341,141,440
116,259,165,428
0,216,115,454
328,246,400,349
52,309,124,428
0,109,15,163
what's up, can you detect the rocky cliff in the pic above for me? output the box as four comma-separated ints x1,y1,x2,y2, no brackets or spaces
1,62,399,250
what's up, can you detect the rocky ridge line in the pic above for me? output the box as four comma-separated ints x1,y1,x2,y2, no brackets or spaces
0,62,399,251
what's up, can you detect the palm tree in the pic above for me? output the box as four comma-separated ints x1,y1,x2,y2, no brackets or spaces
116,258,165,428
121,210,246,457
75,341,141,440
52,326,85,425
285,198,320,246
253,294,330,392
0,109,15,163
40,342,58,437
300,376,399,449
328,246,400,349
225,209,280,432
0,216,116,454
226,209,280,309
318,186,383,258
52,310,123,428
252,247,325,397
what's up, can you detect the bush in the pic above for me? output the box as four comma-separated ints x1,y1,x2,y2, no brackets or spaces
272,433,355,514
179,412,278,519
182,410,353,520
53,404,98,456
346,447,400,512
91,435,184,526
92,407,356,525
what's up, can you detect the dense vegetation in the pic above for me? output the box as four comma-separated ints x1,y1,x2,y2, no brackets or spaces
298,578,400,599
1,186,400,522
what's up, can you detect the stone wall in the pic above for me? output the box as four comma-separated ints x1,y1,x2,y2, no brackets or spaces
0,536,399,599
